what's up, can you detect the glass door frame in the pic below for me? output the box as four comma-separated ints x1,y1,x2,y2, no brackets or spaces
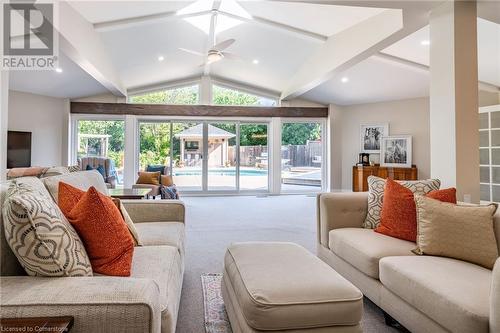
135,116,272,195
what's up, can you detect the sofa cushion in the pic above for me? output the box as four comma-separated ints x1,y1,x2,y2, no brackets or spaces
130,245,183,311
224,242,363,330
43,170,108,202
135,222,184,257
379,256,491,333
329,228,415,279
2,178,92,277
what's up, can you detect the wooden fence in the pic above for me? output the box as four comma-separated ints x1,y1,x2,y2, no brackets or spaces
228,141,322,168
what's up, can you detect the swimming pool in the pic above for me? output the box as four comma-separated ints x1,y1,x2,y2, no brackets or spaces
173,168,268,177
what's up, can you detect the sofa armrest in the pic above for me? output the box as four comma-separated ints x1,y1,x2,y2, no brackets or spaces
491,258,500,332
317,192,368,247
122,200,185,223
0,276,162,333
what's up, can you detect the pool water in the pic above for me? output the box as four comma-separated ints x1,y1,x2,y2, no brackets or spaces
173,168,268,177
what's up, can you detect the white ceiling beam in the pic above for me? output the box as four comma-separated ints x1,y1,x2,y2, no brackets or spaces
94,10,212,32
93,8,327,43
270,0,443,11
219,11,327,42
281,8,422,100
375,52,500,92
31,1,126,96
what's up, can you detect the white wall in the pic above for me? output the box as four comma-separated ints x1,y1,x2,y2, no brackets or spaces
479,90,500,107
72,92,126,103
0,72,9,180
281,98,326,107
331,97,430,190
8,90,68,166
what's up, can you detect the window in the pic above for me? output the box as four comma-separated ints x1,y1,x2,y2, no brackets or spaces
212,85,277,106
130,85,199,104
479,106,500,202
77,120,125,186
281,122,323,193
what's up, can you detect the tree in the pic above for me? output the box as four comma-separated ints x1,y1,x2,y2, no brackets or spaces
78,120,125,167
281,123,320,145
130,86,199,105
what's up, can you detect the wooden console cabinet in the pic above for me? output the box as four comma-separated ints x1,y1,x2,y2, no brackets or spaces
352,165,418,192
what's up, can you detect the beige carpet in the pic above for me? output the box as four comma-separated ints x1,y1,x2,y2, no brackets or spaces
176,195,404,333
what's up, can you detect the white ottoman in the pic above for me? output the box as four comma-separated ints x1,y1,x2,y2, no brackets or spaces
222,242,363,333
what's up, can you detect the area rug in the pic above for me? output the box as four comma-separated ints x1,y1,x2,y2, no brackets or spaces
201,273,233,333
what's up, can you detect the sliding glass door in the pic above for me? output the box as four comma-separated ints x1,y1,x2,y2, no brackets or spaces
137,120,270,194
207,122,238,191
281,121,324,193
239,123,269,191
172,122,204,191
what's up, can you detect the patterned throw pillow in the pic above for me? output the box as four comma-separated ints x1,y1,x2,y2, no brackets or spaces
161,185,179,199
363,176,440,229
2,180,92,276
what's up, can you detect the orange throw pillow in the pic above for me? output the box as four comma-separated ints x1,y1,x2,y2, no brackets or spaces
64,186,134,276
375,179,457,242
426,188,457,203
376,179,417,242
136,171,160,185
58,182,86,216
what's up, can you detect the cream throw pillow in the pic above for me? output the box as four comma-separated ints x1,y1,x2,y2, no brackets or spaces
414,195,499,269
363,176,441,229
111,198,142,246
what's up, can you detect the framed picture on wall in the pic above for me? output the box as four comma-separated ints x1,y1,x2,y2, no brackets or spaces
360,123,389,153
380,135,412,168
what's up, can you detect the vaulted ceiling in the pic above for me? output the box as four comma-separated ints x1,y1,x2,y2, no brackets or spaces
8,0,500,105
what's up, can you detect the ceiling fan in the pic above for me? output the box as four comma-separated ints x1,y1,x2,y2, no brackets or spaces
179,38,238,65
177,0,249,73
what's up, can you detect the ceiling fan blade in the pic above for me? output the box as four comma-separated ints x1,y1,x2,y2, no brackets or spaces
213,38,235,51
222,52,243,61
179,48,205,57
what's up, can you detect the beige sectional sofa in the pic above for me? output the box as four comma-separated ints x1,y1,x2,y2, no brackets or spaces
317,192,500,333
0,170,185,333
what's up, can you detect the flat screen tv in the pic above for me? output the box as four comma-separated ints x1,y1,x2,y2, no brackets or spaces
7,131,32,168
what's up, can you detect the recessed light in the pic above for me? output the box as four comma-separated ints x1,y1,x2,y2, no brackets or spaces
341,77,349,83
55,67,63,73
158,55,165,61
252,59,259,65
421,40,430,46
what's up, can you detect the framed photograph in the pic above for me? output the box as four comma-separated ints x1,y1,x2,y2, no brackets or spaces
380,135,412,168
360,123,389,153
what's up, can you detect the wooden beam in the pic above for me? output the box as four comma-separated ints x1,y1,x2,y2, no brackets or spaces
70,102,328,118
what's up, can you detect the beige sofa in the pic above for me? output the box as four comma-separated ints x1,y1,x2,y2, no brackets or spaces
317,192,500,333
0,170,185,333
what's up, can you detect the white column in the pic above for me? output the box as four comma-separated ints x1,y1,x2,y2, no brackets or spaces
328,104,343,191
270,117,282,194
429,0,479,202
123,115,137,188
199,75,212,105
0,71,9,182
61,99,71,165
